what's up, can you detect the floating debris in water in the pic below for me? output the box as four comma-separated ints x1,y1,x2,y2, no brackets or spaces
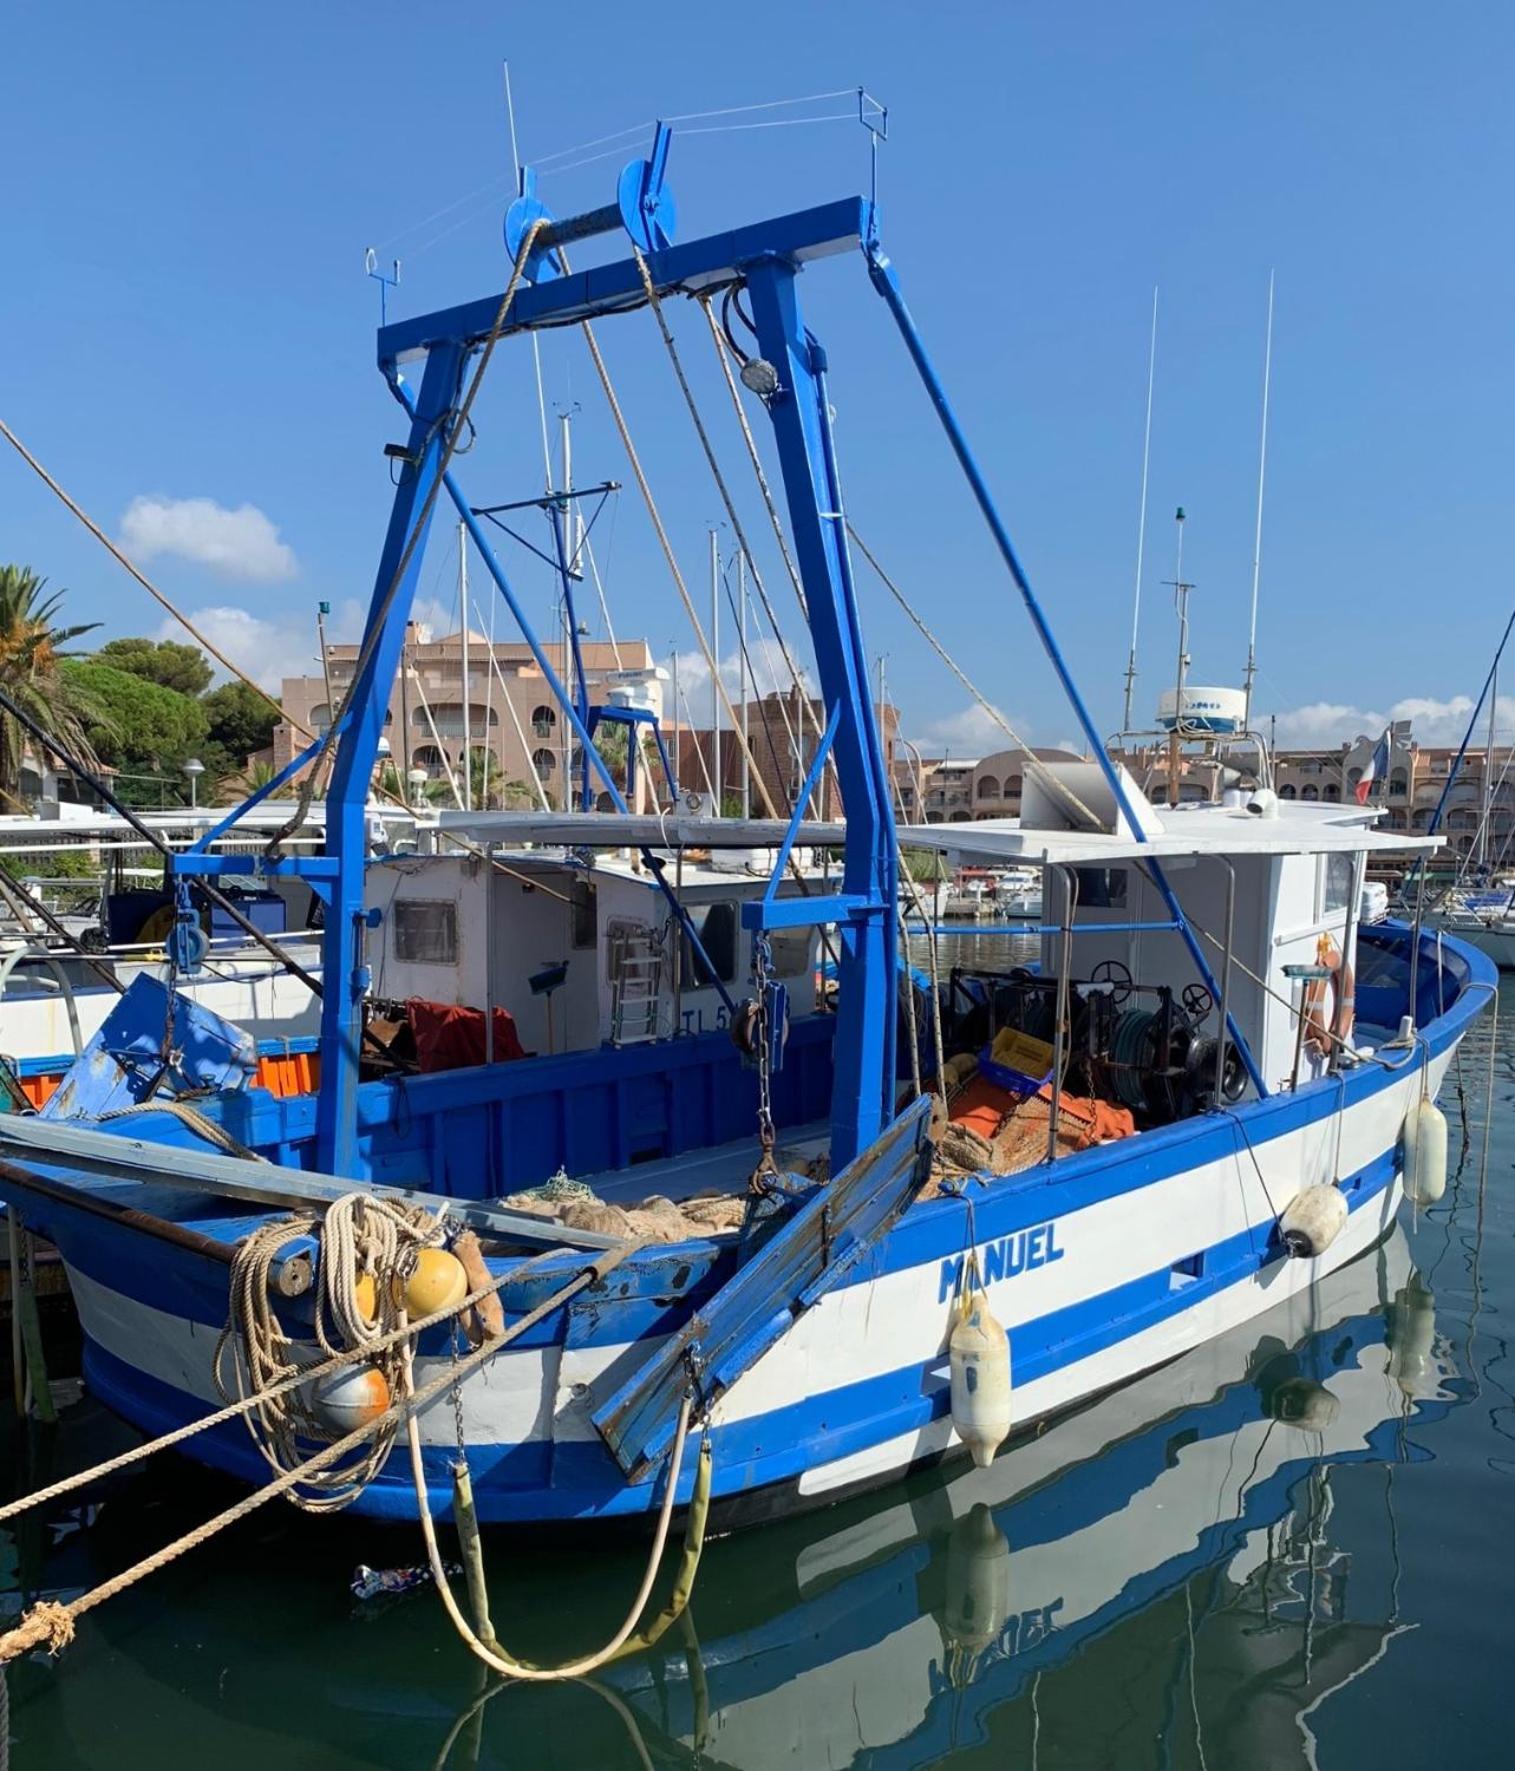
350,1560,460,1613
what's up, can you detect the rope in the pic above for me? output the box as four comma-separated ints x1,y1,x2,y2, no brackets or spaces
572,254,782,822
845,524,1104,834
215,1195,445,1511
403,1350,710,1681
699,296,839,817
0,1245,632,1661
0,416,294,733
100,1098,261,1159
270,215,547,852
631,248,829,817
0,1245,559,1530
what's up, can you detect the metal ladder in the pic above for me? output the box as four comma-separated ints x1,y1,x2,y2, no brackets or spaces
607,922,664,1045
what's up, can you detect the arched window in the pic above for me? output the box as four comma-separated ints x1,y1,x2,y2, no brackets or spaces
595,791,616,813
1301,784,1319,801
1007,774,1023,796
1323,783,1340,802
411,744,446,777
1279,783,1296,800
948,810,970,823
1388,769,1408,796
310,702,332,731
531,705,557,738
531,748,557,777
976,775,1000,800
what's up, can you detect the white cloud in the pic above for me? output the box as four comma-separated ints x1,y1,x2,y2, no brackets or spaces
908,701,1022,757
671,647,812,715
152,598,362,693
121,495,297,583
1266,694,1515,750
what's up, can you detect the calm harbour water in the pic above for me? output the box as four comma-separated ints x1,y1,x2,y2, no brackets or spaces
2,959,1512,1770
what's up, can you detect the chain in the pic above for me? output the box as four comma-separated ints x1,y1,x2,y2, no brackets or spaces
449,1318,468,1461
753,933,779,1180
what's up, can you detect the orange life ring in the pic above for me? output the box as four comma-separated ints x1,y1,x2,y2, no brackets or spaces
1302,933,1354,1057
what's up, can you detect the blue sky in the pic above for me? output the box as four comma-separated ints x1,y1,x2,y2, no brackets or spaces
3,2,1513,757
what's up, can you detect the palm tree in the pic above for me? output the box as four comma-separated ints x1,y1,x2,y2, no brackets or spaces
0,566,108,809
219,755,277,803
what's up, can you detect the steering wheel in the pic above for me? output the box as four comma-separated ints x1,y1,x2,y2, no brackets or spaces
1182,983,1215,1021
1089,958,1133,1006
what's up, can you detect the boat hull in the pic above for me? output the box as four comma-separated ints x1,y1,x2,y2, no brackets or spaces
35,1036,1446,1525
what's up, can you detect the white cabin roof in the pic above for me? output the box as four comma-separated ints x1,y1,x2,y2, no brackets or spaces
436,811,846,850
898,799,1438,866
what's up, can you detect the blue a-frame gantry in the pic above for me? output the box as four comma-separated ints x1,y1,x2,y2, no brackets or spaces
231,163,902,1178
171,122,1262,1182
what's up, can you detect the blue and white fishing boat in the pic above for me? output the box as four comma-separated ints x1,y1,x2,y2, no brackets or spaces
0,119,1494,1534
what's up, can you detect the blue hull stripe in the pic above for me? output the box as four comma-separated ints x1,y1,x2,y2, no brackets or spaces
74,1150,1396,1520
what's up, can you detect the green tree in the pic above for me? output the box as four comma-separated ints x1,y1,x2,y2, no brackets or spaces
0,565,108,808
201,680,280,783
96,636,213,697
62,659,209,801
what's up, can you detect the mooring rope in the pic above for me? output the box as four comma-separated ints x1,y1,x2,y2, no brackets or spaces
0,1244,634,1662
402,1347,713,1682
0,1245,558,1532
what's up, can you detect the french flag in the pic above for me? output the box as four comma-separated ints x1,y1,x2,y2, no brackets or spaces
1355,729,1390,804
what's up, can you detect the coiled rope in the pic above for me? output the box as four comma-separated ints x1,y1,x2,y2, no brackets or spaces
214,1195,446,1511
0,1243,633,1662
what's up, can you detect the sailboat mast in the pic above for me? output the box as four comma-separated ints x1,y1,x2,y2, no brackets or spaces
739,549,750,818
459,521,471,812
1480,661,1498,873
710,528,721,815
1123,287,1158,733
1242,271,1275,732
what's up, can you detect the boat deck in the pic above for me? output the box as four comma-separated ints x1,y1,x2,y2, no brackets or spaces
585,1118,831,1206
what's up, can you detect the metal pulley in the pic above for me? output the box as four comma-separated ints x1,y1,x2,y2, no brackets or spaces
504,122,677,285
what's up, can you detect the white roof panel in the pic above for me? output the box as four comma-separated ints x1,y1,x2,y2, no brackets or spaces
437,810,845,849
897,801,1437,865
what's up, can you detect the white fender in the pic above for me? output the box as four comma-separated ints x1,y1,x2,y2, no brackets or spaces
942,1503,1013,1659
1267,1376,1341,1430
1403,1097,1448,1206
1279,1183,1348,1259
1386,1276,1438,1397
949,1276,1012,1468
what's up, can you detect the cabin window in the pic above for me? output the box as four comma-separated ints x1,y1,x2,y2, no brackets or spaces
1319,852,1354,917
682,900,738,986
1071,867,1127,909
766,926,813,977
570,878,597,950
393,898,458,965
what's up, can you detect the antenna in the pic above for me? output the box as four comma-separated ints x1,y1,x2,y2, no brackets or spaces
502,61,523,194
1242,270,1274,731
1122,287,1159,732
1162,507,1192,809
363,248,401,326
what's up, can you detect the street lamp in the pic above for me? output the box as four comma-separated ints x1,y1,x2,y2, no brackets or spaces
182,756,205,809
407,766,428,808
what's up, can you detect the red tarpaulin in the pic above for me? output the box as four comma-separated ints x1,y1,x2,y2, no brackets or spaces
405,997,527,1073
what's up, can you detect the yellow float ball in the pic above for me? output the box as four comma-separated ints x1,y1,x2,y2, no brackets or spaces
404,1248,468,1319
312,1364,391,1433
353,1272,378,1324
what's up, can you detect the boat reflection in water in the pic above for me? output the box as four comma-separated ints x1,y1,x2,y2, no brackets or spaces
601,1226,1450,1769
10,1227,1451,1770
